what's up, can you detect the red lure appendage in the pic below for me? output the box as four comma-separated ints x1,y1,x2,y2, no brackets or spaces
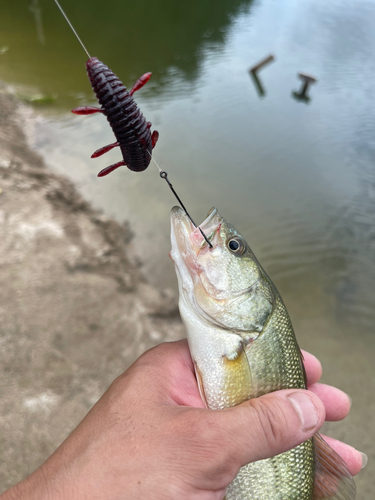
72,57,159,177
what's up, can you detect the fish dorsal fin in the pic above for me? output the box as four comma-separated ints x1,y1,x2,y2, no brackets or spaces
312,433,356,500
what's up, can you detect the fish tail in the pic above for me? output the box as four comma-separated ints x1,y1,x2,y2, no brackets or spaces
312,433,356,500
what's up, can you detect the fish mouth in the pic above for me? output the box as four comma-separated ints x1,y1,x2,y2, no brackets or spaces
170,205,220,261
170,206,221,293
170,205,224,325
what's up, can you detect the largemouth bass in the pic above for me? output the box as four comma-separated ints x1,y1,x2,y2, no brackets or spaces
170,206,356,500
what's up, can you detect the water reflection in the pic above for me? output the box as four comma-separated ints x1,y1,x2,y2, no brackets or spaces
0,0,254,109
249,71,266,97
29,0,45,46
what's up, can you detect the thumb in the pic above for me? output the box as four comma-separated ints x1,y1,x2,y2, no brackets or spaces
216,389,325,467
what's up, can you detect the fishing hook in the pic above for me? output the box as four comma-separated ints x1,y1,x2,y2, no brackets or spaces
159,171,213,248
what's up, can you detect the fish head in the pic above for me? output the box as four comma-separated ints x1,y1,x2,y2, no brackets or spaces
170,206,274,336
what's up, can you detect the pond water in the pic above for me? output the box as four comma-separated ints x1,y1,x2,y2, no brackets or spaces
1,0,374,495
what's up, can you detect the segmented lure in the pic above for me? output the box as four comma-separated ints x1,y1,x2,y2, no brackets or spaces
54,0,158,177
73,58,159,177
53,1,214,244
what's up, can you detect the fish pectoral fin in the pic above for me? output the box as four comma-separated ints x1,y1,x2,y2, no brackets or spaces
312,433,356,500
222,344,252,406
194,362,208,409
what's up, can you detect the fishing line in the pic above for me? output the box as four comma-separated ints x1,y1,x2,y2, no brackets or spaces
54,0,91,58
54,0,212,248
147,152,213,248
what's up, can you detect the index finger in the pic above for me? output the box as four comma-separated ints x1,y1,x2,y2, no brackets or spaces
301,350,322,385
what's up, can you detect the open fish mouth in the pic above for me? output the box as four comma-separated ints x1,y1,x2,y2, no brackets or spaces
170,206,221,300
170,206,231,329
170,206,255,298
170,206,221,257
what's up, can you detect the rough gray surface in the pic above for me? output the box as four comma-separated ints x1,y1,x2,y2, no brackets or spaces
0,87,184,492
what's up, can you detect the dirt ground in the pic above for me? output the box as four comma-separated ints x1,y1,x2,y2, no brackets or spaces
0,85,184,492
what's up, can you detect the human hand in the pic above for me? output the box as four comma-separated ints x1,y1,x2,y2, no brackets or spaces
2,340,365,500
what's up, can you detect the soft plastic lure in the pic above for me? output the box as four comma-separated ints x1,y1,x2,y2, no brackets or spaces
54,0,159,177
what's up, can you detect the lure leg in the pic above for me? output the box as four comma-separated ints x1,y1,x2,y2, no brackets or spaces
91,142,120,158
129,72,152,96
72,106,104,115
97,161,126,177
146,121,152,129
151,130,159,148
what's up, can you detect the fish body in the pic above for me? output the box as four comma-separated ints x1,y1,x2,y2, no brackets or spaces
170,206,356,500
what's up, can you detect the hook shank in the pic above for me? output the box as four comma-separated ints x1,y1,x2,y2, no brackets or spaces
160,171,213,248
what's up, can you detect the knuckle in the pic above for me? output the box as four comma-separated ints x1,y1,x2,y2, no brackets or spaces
135,342,178,374
250,398,288,450
189,412,240,484
110,363,161,404
133,345,170,377
184,412,225,456
136,342,169,365
185,411,217,447
109,342,183,404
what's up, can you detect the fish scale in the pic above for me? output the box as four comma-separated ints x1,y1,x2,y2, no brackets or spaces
226,441,315,500
223,292,315,500
170,206,356,500
226,296,315,500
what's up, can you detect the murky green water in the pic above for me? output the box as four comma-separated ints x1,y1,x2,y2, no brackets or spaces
1,0,374,495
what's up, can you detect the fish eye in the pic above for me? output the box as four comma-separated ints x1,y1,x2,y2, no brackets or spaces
227,237,246,255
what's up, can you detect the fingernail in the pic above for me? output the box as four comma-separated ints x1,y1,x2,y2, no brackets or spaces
360,451,368,469
347,394,352,407
287,392,319,431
